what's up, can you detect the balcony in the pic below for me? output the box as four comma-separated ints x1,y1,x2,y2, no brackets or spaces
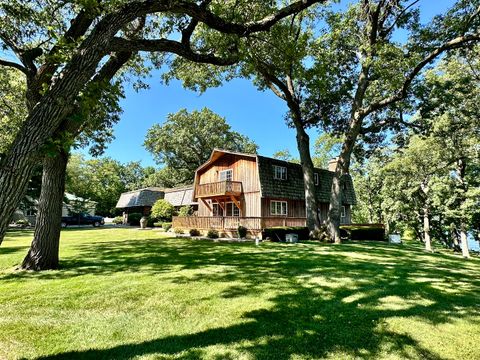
195,180,242,198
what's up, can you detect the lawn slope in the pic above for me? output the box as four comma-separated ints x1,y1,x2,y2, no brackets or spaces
0,228,479,360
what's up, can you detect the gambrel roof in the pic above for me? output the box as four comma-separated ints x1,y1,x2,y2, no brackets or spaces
257,156,356,205
164,186,197,207
115,187,165,209
194,149,356,205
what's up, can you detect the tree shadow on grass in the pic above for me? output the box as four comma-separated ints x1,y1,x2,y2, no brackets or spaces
11,238,478,359
34,272,472,360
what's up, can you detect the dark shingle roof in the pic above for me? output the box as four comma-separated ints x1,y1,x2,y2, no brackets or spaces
116,188,165,209
164,186,197,207
257,156,356,205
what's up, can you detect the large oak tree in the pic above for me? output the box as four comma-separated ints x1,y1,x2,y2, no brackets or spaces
0,0,321,252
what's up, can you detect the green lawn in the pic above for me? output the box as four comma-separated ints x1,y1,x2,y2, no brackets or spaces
1,228,479,360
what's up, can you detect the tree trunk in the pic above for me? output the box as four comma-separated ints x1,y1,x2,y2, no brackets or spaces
423,205,432,252
327,116,363,243
0,12,130,245
459,223,470,259
456,159,470,259
451,226,460,250
293,123,320,231
328,171,343,243
20,151,68,270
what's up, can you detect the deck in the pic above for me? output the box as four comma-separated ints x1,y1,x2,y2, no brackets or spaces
173,216,307,230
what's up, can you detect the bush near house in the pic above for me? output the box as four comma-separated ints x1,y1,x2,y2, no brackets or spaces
15,219,29,228
237,226,247,238
146,216,156,228
340,224,386,241
127,213,142,226
190,229,200,236
113,216,123,225
151,199,175,221
178,205,194,217
174,228,184,234
263,227,309,242
153,222,163,228
207,229,219,239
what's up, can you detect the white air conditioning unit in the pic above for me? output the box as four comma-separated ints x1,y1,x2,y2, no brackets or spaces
286,233,298,243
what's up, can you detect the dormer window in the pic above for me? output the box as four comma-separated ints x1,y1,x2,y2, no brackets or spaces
314,173,319,186
219,169,233,181
273,165,287,180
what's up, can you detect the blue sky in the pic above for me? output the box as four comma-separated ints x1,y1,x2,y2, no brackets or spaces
83,0,456,168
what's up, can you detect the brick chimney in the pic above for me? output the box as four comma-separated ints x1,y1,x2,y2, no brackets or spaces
328,157,339,172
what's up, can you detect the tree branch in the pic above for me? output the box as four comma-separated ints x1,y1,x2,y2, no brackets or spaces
109,37,238,66
0,58,28,75
380,0,420,38
360,32,480,117
175,0,324,36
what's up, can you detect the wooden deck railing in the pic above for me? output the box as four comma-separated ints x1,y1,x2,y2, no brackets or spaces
173,216,307,230
195,180,242,198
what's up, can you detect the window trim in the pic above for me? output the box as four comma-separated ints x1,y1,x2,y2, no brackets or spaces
341,206,346,218
314,173,319,186
212,203,223,217
225,201,240,217
273,165,287,180
270,200,288,216
218,169,233,181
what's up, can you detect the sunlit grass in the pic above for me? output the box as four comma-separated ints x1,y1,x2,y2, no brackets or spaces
1,228,479,359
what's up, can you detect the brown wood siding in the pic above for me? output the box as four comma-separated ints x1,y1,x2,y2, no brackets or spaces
197,191,261,217
318,202,351,224
261,198,306,218
197,154,259,192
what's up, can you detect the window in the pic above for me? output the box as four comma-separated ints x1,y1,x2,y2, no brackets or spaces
26,207,37,216
273,165,287,180
225,202,240,217
314,173,319,186
341,206,346,218
219,169,233,181
212,203,223,216
270,201,288,216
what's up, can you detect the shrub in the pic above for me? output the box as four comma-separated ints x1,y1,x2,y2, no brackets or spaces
174,228,184,234
178,205,193,217
189,228,200,236
207,229,219,239
127,213,142,226
16,219,29,227
237,225,247,238
151,199,175,221
112,216,123,225
340,224,386,241
162,222,172,231
153,222,163,227
262,227,309,242
146,216,156,228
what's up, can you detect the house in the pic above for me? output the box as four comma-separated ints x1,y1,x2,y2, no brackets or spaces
172,149,356,238
13,193,97,226
116,186,198,223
